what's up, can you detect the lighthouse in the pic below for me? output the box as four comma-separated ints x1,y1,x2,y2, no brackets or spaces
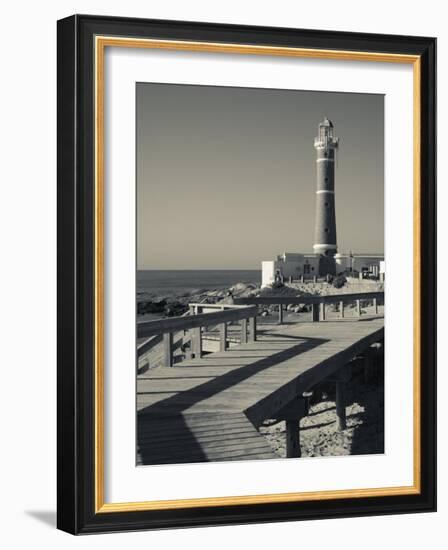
313,117,339,275
260,116,384,288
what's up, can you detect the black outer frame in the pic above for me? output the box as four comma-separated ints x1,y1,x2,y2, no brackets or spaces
57,14,436,535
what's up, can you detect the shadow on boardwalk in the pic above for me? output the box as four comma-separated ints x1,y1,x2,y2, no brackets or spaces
137,335,328,465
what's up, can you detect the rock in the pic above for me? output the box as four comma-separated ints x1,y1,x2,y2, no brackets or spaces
137,299,167,314
231,282,249,292
164,302,188,317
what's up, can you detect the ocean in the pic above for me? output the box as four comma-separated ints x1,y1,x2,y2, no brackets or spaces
137,269,260,298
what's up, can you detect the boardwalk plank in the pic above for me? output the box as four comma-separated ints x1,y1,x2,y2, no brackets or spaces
137,318,384,464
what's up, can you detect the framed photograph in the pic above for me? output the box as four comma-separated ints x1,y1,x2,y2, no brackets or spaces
57,15,436,534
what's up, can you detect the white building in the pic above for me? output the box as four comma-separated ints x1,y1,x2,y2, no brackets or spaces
261,252,384,287
262,253,320,287
335,253,385,277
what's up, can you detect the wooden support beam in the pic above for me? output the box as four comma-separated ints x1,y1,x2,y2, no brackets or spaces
356,299,362,317
371,341,383,357
363,353,374,383
327,364,351,384
339,300,344,318
137,360,149,375
277,397,308,420
278,304,283,324
182,331,192,360
335,381,346,430
192,326,202,358
275,397,308,458
240,318,248,344
248,316,257,342
371,342,384,372
311,303,319,322
220,322,228,351
320,302,326,321
163,332,174,367
286,419,301,458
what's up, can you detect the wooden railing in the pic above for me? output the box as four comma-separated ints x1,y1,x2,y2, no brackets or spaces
234,291,384,324
137,309,192,368
137,305,258,367
188,302,249,314
137,292,384,368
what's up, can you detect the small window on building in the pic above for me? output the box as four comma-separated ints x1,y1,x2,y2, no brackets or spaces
324,177,329,182
324,202,329,207
324,228,329,233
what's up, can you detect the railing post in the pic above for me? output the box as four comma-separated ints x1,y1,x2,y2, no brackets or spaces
339,300,344,318
320,302,326,321
183,331,193,360
220,322,227,351
285,419,301,458
373,297,378,314
137,358,149,375
356,299,361,317
249,316,257,342
363,349,375,383
278,304,283,324
192,326,202,358
311,303,319,322
240,318,248,344
335,381,347,430
163,332,174,367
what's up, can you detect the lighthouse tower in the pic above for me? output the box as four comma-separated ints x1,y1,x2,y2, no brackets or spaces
313,117,339,275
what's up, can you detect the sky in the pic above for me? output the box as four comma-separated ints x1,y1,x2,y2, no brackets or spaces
137,83,384,270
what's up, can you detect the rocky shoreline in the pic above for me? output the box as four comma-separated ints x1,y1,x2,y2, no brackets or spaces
137,281,261,320
137,277,384,322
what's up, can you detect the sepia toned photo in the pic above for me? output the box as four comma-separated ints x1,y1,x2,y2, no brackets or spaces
57,17,435,533
136,83,385,466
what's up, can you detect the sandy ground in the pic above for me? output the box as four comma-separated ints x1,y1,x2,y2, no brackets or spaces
259,364,384,458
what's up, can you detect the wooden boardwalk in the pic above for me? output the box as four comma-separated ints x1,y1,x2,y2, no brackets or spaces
137,317,384,465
